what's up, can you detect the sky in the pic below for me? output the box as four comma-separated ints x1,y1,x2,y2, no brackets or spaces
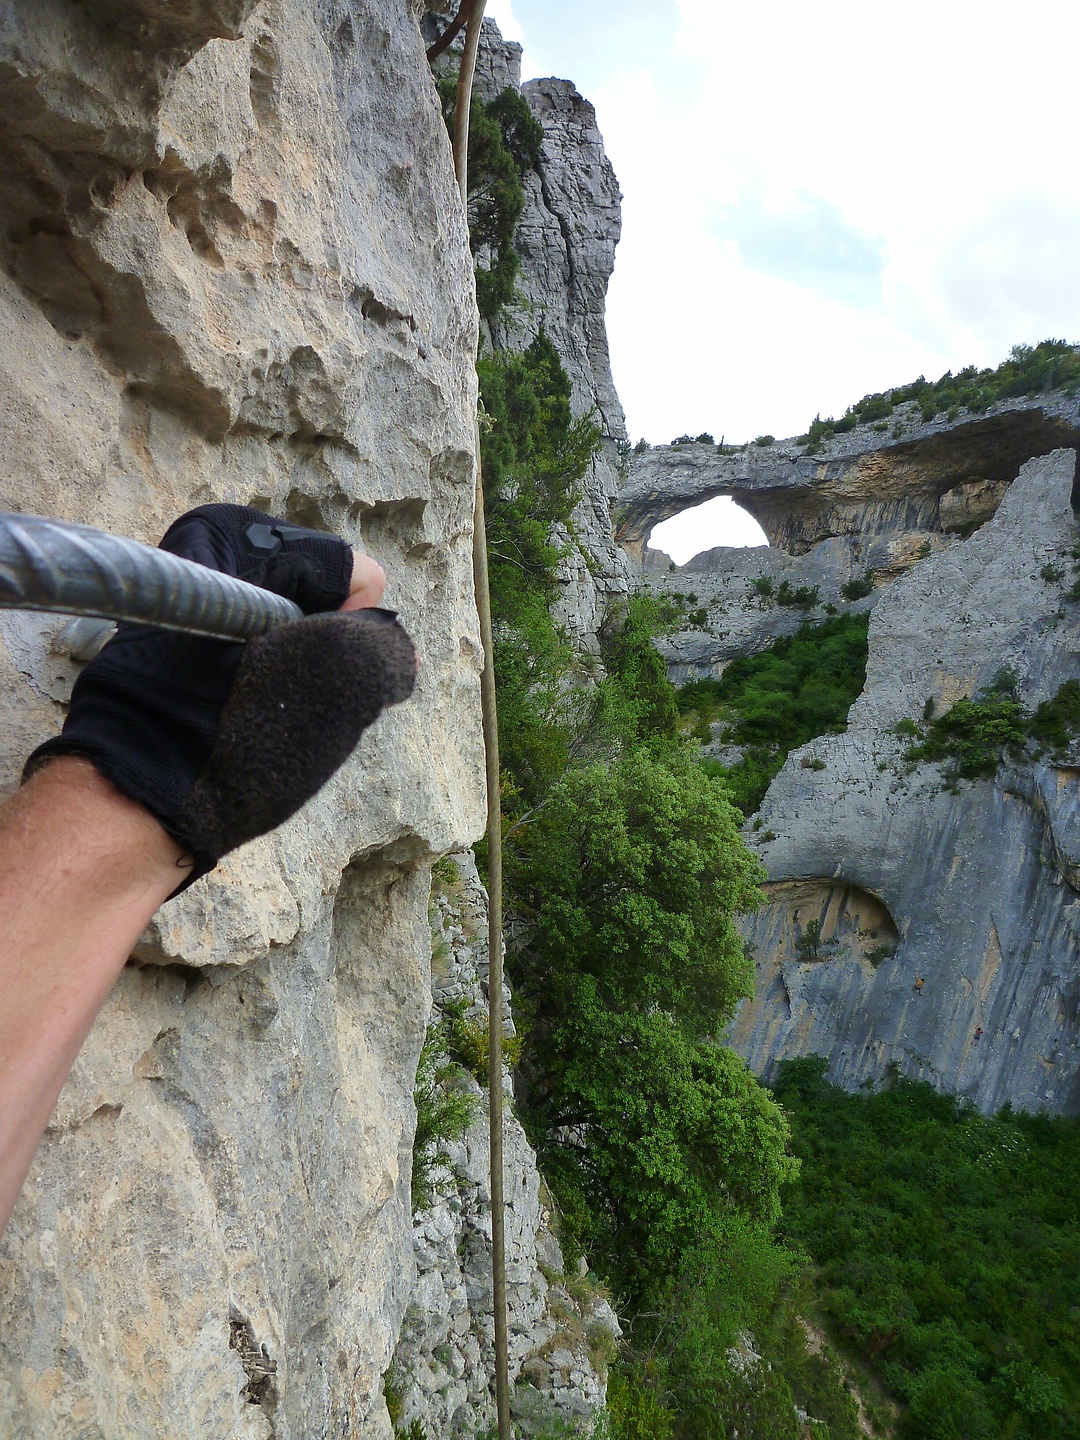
483,0,1080,558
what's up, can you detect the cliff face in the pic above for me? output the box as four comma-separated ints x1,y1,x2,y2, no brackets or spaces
0,3,485,1436
478,22,633,652
729,448,1080,1113
390,855,618,1439
631,398,1080,1114
623,395,1080,681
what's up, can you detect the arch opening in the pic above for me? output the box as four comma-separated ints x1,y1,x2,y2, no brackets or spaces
647,495,768,566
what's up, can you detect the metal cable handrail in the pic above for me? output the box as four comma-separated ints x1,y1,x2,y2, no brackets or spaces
0,512,302,640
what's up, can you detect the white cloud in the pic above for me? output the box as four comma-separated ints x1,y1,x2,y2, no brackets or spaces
651,497,768,565
483,0,524,43
500,0,1080,554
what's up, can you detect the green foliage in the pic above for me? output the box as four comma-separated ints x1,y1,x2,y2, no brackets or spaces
1028,679,1080,754
593,593,683,752
441,997,524,1086
797,339,1080,450
474,227,826,1440
754,434,776,447
774,1058,1080,1440
902,672,1080,782
508,747,788,1281
840,571,875,602
748,575,821,609
679,614,871,815
609,1229,862,1440
476,333,602,816
775,580,820,610
438,80,543,320
411,1020,476,1211
384,1374,403,1426
794,917,824,963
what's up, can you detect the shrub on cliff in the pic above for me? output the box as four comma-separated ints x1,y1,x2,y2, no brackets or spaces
902,671,1080,783
439,80,543,320
679,613,870,814
797,338,1080,451
506,747,787,1279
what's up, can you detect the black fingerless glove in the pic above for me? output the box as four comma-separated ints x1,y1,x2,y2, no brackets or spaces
24,505,416,891
159,502,355,614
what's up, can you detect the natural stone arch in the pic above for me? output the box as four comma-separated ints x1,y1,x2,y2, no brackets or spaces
616,406,1080,559
646,493,769,567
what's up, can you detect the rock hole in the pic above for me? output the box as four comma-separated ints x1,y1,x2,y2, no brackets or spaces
744,878,901,973
648,496,768,567
229,1312,279,1415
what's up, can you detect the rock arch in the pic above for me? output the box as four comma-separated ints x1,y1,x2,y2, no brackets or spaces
616,404,1080,561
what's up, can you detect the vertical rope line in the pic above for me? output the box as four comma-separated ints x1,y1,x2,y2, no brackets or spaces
451,6,511,1438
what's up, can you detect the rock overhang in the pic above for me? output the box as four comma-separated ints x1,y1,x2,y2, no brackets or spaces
617,393,1080,559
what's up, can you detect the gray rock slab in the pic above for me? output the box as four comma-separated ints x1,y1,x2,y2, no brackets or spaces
731,450,1080,1114
0,2,484,1435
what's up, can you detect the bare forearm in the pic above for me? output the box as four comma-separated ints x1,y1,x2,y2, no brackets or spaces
0,758,184,1236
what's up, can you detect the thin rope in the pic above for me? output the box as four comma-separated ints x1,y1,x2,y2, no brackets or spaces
451,6,512,1438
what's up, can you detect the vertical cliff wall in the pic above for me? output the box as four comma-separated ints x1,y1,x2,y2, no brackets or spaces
476,22,633,652
731,448,1080,1113
623,393,1080,1114
0,4,486,1436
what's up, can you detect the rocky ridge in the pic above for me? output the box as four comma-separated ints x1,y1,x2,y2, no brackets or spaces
475,21,634,653
626,393,1080,682
630,390,1080,1113
0,8,627,1437
729,447,1080,1112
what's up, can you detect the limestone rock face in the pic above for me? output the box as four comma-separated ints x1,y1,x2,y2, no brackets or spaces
390,854,618,1438
477,24,634,651
0,2,486,1435
635,393,1080,681
618,394,1080,558
730,450,1080,1114
646,538,881,685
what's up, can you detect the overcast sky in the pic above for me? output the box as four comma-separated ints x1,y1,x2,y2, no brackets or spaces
484,0,1080,558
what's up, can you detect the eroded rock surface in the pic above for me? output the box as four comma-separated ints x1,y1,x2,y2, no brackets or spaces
730,450,1080,1114
618,393,1080,558
477,24,634,651
636,394,1080,681
390,854,617,1438
0,3,485,1435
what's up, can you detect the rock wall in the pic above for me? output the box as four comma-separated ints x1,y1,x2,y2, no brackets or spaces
0,3,487,1436
618,393,1080,557
730,449,1080,1114
629,394,1080,682
390,854,618,1439
476,22,634,652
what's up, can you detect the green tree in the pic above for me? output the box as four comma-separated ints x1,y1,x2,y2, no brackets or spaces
507,749,793,1281
439,80,543,320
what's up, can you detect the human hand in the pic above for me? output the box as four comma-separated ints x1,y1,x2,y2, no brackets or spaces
25,505,415,891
